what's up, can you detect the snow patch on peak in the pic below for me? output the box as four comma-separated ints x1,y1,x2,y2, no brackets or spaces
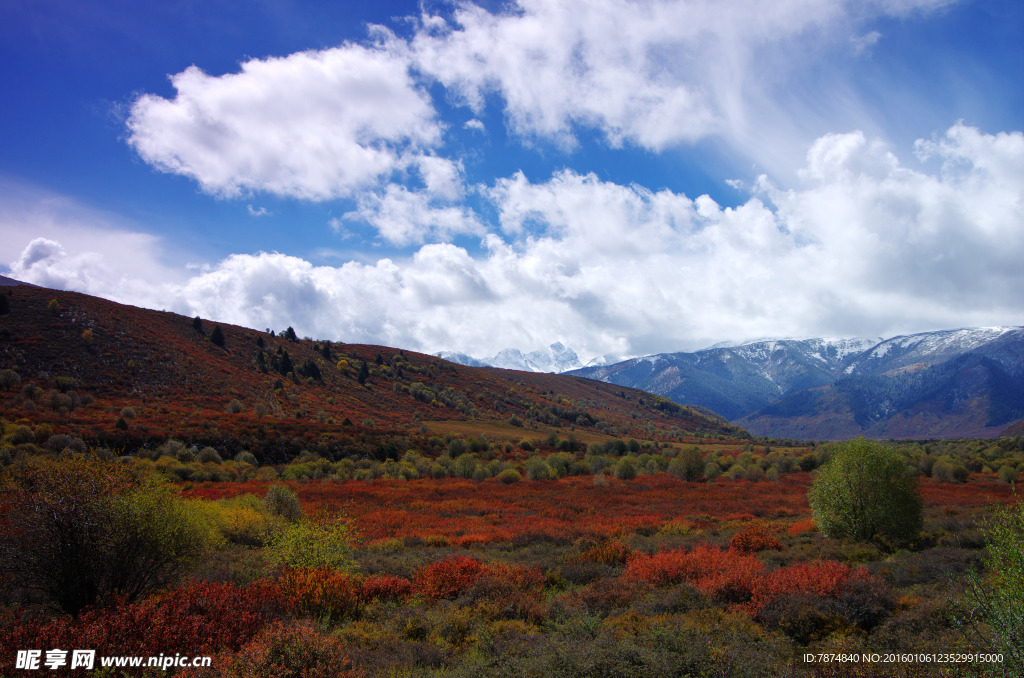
435,343,587,373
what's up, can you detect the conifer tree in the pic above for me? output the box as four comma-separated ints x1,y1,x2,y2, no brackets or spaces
209,325,225,347
279,349,294,376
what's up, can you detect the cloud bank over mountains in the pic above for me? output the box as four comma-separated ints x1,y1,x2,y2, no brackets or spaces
5,0,1022,361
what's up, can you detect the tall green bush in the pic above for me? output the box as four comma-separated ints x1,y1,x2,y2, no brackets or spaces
808,438,921,543
0,455,210,615
958,499,1024,673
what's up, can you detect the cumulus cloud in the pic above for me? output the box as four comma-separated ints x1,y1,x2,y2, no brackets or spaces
122,0,960,206
6,233,180,306
344,184,484,246
11,123,1022,359
0,180,187,303
127,39,441,200
174,123,1024,357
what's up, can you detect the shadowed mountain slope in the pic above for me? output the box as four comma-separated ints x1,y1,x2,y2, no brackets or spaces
571,330,1024,440
0,284,744,460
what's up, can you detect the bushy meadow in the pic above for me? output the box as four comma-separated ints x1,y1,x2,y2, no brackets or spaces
1,433,1021,677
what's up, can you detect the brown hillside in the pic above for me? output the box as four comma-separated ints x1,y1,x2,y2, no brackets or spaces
0,285,745,460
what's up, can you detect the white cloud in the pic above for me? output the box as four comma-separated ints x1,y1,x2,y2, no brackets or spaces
127,39,441,200
5,233,181,307
0,180,187,303
344,184,484,246
121,0,964,207
192,123,1020,357
764,123,1024,314
247,205,271,217
852,30,882,54
9,123,1022,360
415,155,465,201
410,0,951,157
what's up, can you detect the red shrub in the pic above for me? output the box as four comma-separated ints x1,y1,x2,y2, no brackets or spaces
186,619,362,678
730,523,784,553
0,580,288,675
575,577,650,615
414,557,485,601
479,562,546,597
579,540,633,565
625,545,765,603
788,517,817,535
749,561,874,615
411,557,543,603
277,566,363,623
361,575,414,602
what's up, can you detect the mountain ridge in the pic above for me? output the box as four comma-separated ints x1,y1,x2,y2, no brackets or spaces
0,283,744,459
568,328,1024,440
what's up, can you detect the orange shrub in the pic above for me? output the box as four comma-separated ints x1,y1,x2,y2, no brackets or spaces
0,580,288,674
362,574,414,602
624,545,765,603
730,523,784,553
193,619,361,678
414,557,485,601
579,540,633,565
277,566,363,623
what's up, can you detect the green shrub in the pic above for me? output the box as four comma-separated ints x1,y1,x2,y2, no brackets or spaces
454,452,477,478
44,434,87,454
669,446,705,481
198,447,223,464
235,451,259,466
525,456,554,481
269,516,355,570
496,469,522,484
0,455,210,615
263,483,304,523
0,369,20,390
808,438,922,544
3,425,35,446
207,495,283,546
614,458,637,480
959,499,1024,673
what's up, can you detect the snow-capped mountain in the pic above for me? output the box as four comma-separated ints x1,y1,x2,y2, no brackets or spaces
843,326,1023,376
571,336,882,421
436,342,585,373
569,327,1024,440
434,351,488,368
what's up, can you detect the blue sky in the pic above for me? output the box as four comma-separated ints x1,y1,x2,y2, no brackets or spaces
2,0,1022,362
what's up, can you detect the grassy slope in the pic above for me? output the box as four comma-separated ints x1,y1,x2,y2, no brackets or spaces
0,285,746,454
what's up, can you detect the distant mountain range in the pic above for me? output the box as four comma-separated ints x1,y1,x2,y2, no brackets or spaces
567,328,1024,440
436,342,622,374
